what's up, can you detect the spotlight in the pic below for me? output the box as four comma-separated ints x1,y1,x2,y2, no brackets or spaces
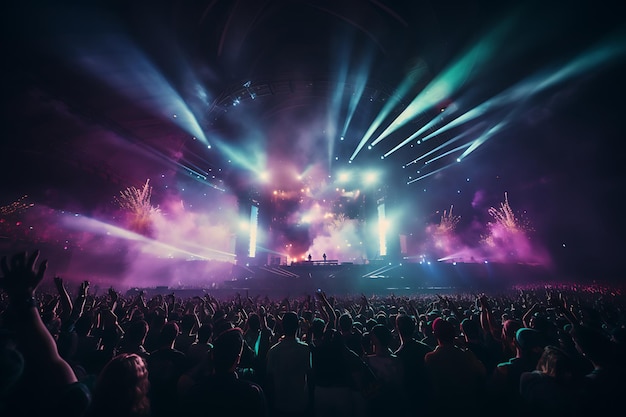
364,171,378,184
337,171,351,183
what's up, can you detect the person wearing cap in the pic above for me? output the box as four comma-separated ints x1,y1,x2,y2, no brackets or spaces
488,328,548,417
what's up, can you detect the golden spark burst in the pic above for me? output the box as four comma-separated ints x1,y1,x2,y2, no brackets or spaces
437,205,460,233
115,179,160,235
488,192,518,231
115,180,159,214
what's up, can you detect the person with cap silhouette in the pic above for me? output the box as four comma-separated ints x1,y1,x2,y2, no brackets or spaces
488,327,549,417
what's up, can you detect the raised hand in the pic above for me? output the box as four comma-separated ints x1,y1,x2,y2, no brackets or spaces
0,250,80,403
80,280,90,297
360,293,369,306
108,287,118,302
100,308,119,328
479,294,490,309
315,290,327,301
0,250,48,298
53,276,64,290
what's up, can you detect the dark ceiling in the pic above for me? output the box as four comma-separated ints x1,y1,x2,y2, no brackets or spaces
2,0,520,204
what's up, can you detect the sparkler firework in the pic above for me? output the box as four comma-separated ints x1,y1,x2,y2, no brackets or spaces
487,192,518,231
481,192,537,262
115,179,160,236
437,205,460,234
418,204,462,259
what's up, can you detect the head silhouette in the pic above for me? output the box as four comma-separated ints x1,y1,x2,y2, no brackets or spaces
91,353,150,416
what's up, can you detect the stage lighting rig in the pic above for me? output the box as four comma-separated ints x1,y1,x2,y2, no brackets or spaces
243,80,256,99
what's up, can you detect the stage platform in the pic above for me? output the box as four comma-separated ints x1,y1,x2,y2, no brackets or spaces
215,260,555,297
1,241,556,298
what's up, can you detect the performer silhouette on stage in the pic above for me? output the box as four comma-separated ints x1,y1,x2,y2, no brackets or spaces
322,253,327,263
308,253,312,262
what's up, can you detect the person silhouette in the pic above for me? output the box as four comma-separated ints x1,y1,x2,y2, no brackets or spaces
322,253,327,263
308,253,312,262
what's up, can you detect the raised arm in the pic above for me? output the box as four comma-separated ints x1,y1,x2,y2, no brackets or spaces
255,305,274,360
357,293,370,317
108,287,119,314
478,295,501,341
556,291,580,326
68,280,89,324
442,295,463,323
0,251,78,389
522,302,541,328
315,290,337,328
53,276,73,324
407,298,419,318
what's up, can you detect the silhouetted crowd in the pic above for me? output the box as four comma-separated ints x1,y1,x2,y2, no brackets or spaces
1,250,625,417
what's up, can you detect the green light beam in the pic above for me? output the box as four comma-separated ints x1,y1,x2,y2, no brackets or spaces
414,32,626,145
371,18,515,152
424,142,473,165
407,161,459,184
349,77,415,161
459,121,507,160
404,125,481,165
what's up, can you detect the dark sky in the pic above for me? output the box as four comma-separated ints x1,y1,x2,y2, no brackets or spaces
2,0,626,282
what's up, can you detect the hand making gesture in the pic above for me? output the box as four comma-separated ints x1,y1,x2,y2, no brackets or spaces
0,250,48,300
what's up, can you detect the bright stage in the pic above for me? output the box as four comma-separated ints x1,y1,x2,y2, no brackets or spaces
222,260,554,297
114,259,555,299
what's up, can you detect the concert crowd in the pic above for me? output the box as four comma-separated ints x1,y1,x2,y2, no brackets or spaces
1,250,625,417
